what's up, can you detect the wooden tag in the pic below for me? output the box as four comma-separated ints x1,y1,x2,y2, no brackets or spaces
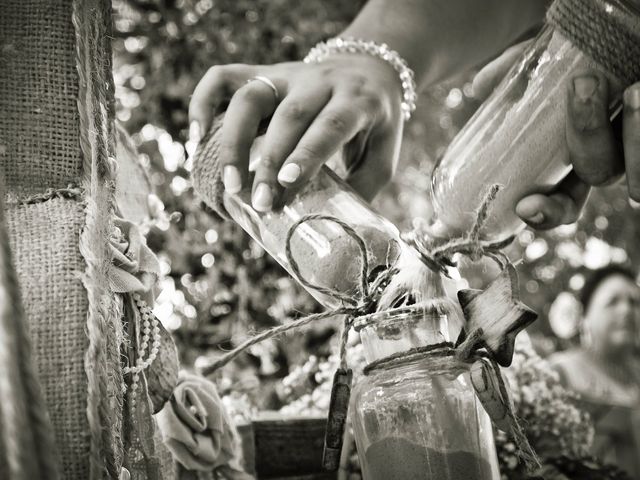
470,359,513,433
322,368,352,472
456,263,537,367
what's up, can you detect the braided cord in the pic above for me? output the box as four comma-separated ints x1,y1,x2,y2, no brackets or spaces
547,0,640,85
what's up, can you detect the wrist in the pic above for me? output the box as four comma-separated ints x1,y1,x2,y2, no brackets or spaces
304,38,417,120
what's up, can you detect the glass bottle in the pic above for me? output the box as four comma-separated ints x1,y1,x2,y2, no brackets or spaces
351,305,500,480
221,137,419,309
427,0,640,242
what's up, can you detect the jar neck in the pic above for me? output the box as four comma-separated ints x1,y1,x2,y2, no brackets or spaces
357,306,450,364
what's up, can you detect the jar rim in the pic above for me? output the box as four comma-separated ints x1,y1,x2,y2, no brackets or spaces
354,300,449,331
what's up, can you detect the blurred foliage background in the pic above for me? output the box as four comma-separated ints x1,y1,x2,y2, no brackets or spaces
113,0,640,412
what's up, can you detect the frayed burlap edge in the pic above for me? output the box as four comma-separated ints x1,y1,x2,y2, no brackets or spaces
72,0,124,478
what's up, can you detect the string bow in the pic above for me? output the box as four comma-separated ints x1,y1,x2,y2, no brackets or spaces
402,184,514,276
201,214,396,376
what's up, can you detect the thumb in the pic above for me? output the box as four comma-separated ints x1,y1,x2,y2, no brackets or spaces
567,71,624,186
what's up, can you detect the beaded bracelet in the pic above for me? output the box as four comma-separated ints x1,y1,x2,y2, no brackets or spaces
303,37,418,121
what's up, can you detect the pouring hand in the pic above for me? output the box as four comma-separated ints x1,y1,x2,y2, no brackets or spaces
517,77,640,229
473,41,612,230
188,56,404,211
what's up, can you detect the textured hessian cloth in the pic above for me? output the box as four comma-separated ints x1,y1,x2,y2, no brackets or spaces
191,118,230,219
5,198,90,478
0,0,169,479
0,0,83,195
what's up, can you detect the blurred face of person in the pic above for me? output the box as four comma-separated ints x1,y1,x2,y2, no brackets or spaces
583,275,640,354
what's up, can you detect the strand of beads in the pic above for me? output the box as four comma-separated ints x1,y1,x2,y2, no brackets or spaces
122,293,162,408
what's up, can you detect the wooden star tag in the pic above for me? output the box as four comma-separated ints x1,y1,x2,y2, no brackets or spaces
455,263,537,367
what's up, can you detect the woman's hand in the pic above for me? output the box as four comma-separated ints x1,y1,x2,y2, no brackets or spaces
473,41,640,230
188,54,405,210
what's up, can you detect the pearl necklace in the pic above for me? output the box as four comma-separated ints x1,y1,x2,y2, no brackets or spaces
122,293,162,408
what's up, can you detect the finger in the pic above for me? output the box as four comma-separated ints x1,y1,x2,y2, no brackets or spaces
274,93,376,190
623,82,640,201
219,80,280,200
346,124,402,202
256,83,331,188
189,64,254,139
515,172,591,229
472,40,532,100
567,71,624,186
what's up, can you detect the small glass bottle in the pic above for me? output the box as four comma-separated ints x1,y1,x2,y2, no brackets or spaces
219,137,416,309
428,0,640,242
351,305,500,480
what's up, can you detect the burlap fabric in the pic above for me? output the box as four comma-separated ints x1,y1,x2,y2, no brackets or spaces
0,0,83,195
547,0,640,86
0,0,95,476
0,0,175,478
5,197,90,478
191,117,230,220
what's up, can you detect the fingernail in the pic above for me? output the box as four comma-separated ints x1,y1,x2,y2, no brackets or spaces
252,183,272,212
624,84,640,110
573,75,599,102
524,212,545,224
277,163,301,184
223,165,242,194
189,121,202,142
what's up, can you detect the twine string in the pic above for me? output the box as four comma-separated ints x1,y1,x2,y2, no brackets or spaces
486,356,540,470
285,214,371,306
403,185,515,276
203,214,387,375
74,0,123,477
201,308,355,376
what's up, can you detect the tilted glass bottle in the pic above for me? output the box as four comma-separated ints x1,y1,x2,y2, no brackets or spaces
428,0,640,242
215,137,428,310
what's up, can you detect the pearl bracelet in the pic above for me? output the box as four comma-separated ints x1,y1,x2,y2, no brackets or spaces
303,37,417,121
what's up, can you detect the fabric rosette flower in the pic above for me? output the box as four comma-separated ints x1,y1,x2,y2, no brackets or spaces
156,374,252,479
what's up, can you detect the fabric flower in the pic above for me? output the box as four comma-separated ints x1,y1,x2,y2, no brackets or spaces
156,374,252,479
109,217,160,302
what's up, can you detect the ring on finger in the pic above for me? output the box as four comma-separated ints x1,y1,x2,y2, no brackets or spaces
247,75,280,103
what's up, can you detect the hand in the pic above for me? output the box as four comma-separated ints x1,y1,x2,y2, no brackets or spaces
473,41,640,230
188,54,405,211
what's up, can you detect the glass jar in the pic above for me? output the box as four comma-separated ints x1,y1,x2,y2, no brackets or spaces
222,137,417,309
428,0,639,242
351,306,500,480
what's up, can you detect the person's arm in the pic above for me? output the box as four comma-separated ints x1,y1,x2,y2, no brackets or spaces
341,0,548,88
189,1,548,209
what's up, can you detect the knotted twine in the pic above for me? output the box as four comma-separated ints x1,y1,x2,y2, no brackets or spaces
199,186,540,470
401,184,514,277
202,214,395,376
73,0,127,478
